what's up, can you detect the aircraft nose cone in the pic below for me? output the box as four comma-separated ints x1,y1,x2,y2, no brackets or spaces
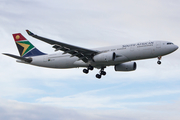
174,45,179,50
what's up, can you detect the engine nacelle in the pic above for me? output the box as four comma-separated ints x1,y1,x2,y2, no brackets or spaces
114,62,137,71
93,52,116,62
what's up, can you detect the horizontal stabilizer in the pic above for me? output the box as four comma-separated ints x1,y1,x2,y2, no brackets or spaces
3,53,32,63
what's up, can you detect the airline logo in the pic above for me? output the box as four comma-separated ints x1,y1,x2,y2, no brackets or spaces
13,33,35,56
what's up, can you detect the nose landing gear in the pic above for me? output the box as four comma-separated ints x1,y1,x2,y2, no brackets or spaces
157,56,162,65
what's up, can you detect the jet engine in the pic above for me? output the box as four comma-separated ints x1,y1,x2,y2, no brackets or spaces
93,52,116,62
114,62,137,71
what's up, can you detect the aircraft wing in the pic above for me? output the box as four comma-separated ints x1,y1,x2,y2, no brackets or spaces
26,30,99,63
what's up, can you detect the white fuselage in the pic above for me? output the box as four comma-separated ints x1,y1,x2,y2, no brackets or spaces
19,41,178,69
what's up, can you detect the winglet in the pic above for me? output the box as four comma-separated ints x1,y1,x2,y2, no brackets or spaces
26,30,35,36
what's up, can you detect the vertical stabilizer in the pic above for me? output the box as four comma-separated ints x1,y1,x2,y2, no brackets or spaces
13,33,46,57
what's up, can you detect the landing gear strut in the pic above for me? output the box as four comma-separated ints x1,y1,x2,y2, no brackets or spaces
96,67,106,79
157,56,162,65
83,65,94,74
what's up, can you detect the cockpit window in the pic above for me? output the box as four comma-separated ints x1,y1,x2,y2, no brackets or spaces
167,42,173,45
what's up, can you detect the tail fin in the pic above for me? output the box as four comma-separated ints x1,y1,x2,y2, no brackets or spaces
13,33,46,57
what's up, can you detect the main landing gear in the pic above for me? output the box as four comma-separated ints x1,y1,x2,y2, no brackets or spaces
83,65,94,74
83,66,106,79
157,56,162,65
96,68,106,79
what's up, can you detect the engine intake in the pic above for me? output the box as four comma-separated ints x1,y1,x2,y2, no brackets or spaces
114,62,137,71
93,52,116,62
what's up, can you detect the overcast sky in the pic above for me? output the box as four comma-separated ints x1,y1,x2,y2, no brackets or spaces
1,0,180,120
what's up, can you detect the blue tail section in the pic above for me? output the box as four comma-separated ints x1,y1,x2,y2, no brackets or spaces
23,48,46,57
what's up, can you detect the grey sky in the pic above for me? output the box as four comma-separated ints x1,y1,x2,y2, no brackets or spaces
1,0,180,120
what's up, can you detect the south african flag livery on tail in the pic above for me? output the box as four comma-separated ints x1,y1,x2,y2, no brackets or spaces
13,33,46,57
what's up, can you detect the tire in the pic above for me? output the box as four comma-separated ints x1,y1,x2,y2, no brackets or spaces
157,61,161,65
88,66,94,70
83,69,89,74
101,71,106,76
96,74,101,79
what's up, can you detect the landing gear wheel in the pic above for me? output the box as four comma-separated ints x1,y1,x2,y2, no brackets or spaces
83,69,89,74
157,61,161,65
101,71,106,76
88,66,94,71
96,74,101,79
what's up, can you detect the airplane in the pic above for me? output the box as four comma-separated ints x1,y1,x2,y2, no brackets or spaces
3,30,179,79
